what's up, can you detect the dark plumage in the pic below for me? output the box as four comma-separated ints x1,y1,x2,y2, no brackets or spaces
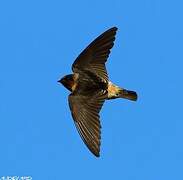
58,27,137,157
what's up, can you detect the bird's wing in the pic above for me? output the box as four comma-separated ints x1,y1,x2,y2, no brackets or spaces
72,27,118,82
68,91,107,157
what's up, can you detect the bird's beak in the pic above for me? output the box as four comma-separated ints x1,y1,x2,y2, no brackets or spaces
57,78,63,84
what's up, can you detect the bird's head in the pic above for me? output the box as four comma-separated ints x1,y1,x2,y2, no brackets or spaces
58,74,74,92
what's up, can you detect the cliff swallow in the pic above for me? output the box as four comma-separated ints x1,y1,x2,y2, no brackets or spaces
58,27,137,157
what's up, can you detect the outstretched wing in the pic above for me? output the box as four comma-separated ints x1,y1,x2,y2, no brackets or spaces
72,27,118,82
68,91,107,157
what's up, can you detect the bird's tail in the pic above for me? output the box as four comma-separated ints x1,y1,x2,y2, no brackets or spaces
119,88,138,101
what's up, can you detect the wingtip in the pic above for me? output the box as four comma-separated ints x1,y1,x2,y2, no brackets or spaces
110,26,118,31
90,148,100,158
94,152,100,158
105,27,118,33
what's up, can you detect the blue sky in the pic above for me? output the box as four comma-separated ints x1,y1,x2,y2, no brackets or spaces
0,0,183,179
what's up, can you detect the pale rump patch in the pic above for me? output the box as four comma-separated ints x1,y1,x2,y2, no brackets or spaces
107,81,121,99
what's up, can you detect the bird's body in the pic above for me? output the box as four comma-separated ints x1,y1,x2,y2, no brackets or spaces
61,73,137,101
58,27,137,157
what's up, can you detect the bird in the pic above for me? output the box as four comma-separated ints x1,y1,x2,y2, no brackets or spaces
58,27,137,157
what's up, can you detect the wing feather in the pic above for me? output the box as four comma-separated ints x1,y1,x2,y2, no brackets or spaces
68,92,106,157
72,27,118,82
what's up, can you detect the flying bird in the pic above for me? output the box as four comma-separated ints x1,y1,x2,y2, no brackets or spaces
58,27,137,157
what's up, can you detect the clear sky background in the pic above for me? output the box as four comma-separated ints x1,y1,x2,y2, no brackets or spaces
0,0,183,179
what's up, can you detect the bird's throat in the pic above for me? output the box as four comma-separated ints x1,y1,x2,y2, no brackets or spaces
61,73,79,92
